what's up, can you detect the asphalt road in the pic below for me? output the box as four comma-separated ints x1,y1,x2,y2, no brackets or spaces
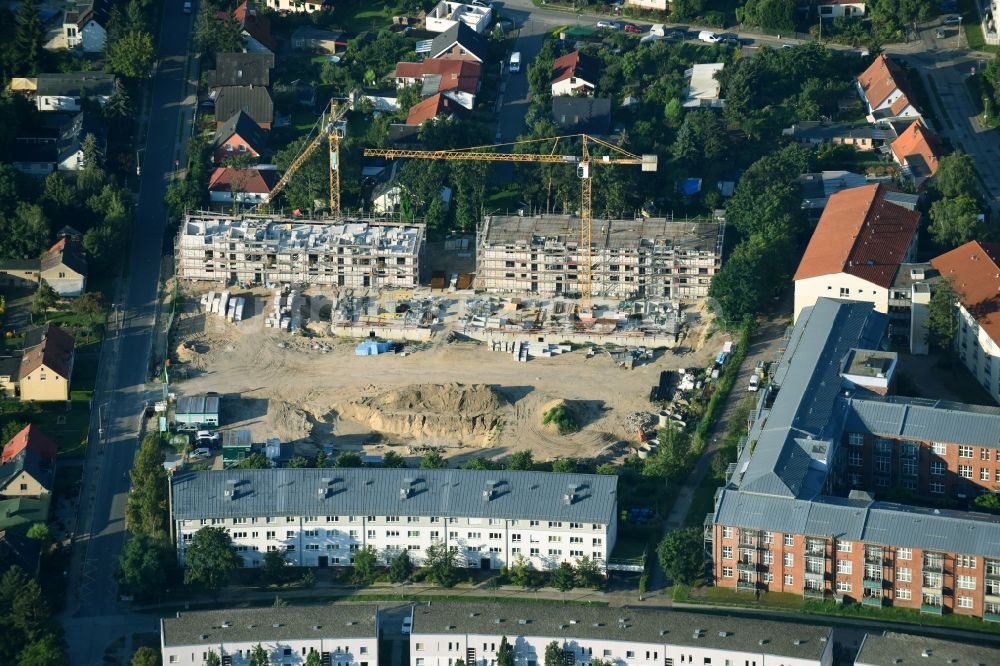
61,3,197,663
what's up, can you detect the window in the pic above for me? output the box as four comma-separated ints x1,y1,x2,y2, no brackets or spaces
957,555,977,568
930,482,945,494
982,468,991,481
722,567,734,578
722,546,733,559
959,445,974,458
784,534,794,547
837,560,852,575
958,575,977,590
763,551,774,565
762,532,774,544
959,465,973,479
849,433,864,446
874,457,891,473
849,451,863,467
836,581,852,592
896,587,912,601
932,442,947,455
982,449,991,461
958,596,974,609
898,547,911,561
931,461,946,476
896,567,911,582
784,574,794,586
837,541,852,553
875,438,892,454
840,287,850,297
901,459,918,476
408,530,419,538
784,553,794,567
723,527,733,539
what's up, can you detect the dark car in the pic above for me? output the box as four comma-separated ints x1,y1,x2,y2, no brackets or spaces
718,32,740,45
623,22,642,34
664,29,687,40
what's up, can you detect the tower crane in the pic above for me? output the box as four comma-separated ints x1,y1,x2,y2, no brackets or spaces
257,98,349,215
364,134,657,310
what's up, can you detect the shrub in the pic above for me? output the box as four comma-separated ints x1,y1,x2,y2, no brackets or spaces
542,404,579,435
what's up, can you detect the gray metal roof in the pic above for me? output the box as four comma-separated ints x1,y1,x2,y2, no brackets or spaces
176,395,220,416
171,468,618,524
161,604,378,647
715,488,1000,557
738,299,886,499
855,631,1000,665
845,395,1000,448
410,602,832,659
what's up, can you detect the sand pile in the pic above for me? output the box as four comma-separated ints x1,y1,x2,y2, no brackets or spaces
335,383,507,444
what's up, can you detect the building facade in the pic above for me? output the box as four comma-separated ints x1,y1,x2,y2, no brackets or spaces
707,298,1000,620
931,240,1000,405
160,605,379,666
176,213,425,289
476,215,725,300
170,469,617,572
408,603,834,666
18,325,74,402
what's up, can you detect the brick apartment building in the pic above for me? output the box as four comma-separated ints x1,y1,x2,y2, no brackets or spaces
707,298,1000,620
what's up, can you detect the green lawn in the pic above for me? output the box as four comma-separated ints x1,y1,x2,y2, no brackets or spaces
683,471,721,528
609,533,649,563
332,0,401,33
0,399,91,459
958,0,1000,53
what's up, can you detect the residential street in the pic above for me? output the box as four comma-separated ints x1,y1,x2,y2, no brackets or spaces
60,4,198,664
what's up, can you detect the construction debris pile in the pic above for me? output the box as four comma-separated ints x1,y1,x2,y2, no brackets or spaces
331,292,445,330
201,290,246,322
488,340,572,362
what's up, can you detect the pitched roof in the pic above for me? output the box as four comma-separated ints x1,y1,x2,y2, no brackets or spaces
931,240,1000,344
551,97,612,134
69,0,112,29
405,92,467,125
56,112,105,164
19,324,75,381
171,468,619,524
35,72,115,98
232,0,277,51
214,87,274,127
2,425,57,464
856,54,914,111
429,22,490,62
208,52,274,88
213,110,267,153
551,51,600,86
207,166,279,194
793,183,920,289
0,496,50,531
41,237,88,277
0,446,54,495
395,59,482,95
890,119,943,178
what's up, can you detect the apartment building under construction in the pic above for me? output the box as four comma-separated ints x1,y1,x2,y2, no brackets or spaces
476,215,725,299
176,213,425,288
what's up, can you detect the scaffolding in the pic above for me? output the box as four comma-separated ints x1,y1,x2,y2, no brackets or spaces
475,214,726,300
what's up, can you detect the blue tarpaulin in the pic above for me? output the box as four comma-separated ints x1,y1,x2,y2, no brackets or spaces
680,178,703,196
356,340,393,356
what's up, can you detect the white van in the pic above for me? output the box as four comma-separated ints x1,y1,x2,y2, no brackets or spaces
698,30,721,43
509,52,521,73
649,24,666,37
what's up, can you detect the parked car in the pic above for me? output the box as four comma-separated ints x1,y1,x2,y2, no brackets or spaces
597,20,621,30
748,375,760,392
188,447,211,460
664,29,687,40
176,423,199,432
781,43,795,49
649,23,666,36
196,430,221,446
718,33,740,45
698,30,721,43
182,0,192,12
623,22,642,34
943,14,962,24
402,617,413,634
936,28,946,38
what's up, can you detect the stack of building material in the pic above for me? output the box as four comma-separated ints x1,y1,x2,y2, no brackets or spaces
200,290,246,322
265,287,288,329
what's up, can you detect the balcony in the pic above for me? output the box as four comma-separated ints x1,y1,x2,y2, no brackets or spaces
804,570,825,582
986,569,1000,581
862,595,884,607
737,560,757,572
920,604,944,615
803,588,826,600
863,578,885,589
864,553,886,565
985,613,1000,623
736,580,758,592
923,560,944,574
805,545,826,557
985,592,1000,604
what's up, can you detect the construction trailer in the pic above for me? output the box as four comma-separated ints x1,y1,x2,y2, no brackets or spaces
175,212,426,289
475,214,726,300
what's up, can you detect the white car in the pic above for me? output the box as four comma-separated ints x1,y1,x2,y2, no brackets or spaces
402,617,413,634
698,30,721,43
196,430,221,444
188,447,211,460
748,375,760,392
597,20,621,30
942,14,962,24
182,0,192,13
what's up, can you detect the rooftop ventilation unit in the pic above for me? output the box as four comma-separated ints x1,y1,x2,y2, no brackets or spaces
225,479,237,500
482,479,501,502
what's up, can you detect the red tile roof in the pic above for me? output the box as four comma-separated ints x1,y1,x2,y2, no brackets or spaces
857,54,912,111
395,59,482,95
208,167,279,194
931,241,1000,344
231,0,277,52
793,183,921,289
19,324,74,381
405,93,466,125
890,120,943,177
552,51,600,86
2,425,56,464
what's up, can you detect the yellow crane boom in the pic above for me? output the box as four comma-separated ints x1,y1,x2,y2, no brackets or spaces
363,134,657,309
259,99,349,214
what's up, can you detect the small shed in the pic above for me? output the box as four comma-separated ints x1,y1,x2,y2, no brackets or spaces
222,429,253,467
175,394,221,426
355,340,393,356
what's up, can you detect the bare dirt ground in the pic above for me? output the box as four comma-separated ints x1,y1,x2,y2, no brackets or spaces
170,287,724,464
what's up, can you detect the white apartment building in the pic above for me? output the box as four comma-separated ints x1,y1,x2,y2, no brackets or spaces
426,1,493,34
175,213,425,289
171,469,618,572
932,240,1000,404
160,605,378,666
408,603,834,666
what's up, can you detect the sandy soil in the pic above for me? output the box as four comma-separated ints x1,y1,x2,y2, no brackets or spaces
170,289,724,464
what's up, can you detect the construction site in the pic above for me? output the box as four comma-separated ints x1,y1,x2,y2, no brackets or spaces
175,212,425,289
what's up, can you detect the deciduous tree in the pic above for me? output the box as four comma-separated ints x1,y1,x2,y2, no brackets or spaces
552,562,576,592
926,278,959,352
544,641,565,666
106,30,155,79
419,451,447,469
496,637,514,666
183,527,241,593
929,195,983,248
657,527,705,585
261,548,288,585
130,646,160,666
352,546,378,584
117,533,172,601
126,434,168,536
425,542,463,587
389,549,413,583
